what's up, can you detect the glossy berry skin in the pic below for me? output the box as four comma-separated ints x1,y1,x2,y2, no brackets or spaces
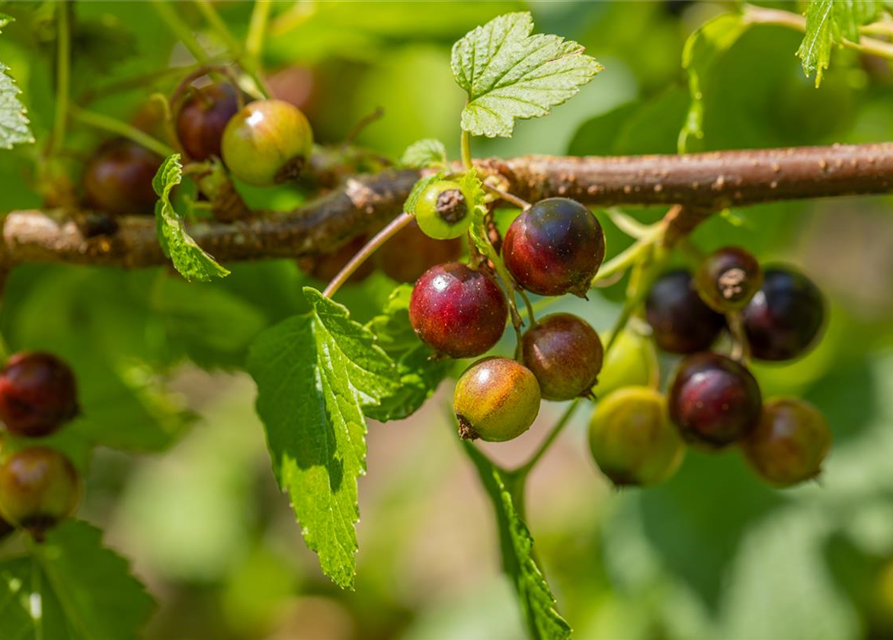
742,398,831,487
0,353,78,438
695,246,764,313
645,270,725,354
742,267,825,361
222,99,313,186
414,180,473,240
453,357,541,442
0,447,81,534
668,352,762,448
503,198,605,297
409,263,507,358
83,138,162,215
521,313,603,401
377,219,463,283
588,387,685,487
176,82,240,161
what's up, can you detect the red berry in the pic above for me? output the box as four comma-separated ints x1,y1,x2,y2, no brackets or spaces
668,352,762,448
176,82,240,161
0,447,81,535
83,138,162,215
695,246,763,312
521,313,603,401
646,270,725,354
409,262,507,358
0,352,78,438
377,219,463,284
503,198,605,297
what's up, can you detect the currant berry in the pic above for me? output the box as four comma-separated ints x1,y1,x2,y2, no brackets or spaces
588,387,685,487
742,398,831,487
0,352,78,438
377,219,463,284
645,270,725,354
453,357,541,442
503,198,605,297
0,447,81,535
668,352,762,448
414,180,474,240
742,267,826,361
83,138,162,215
302,236,375,284
409,262,507,358
593,328,659,399
521,313,603,401
221,99,313,186
176,82,240,161
695,246,763,313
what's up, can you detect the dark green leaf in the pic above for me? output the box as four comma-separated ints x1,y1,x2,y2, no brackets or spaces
0,15,34,150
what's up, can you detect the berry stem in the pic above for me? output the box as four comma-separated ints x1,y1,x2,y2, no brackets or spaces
483,183,531,210
726,311,751,363
515,399,582,478
461,130,473,171
194,0,244,57
246,0,273,68
605,207,654,239
48,2,71,159
70,107,175,158
152,1,211,65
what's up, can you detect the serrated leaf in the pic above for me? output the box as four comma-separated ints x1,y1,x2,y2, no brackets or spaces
463,443,571,640
451,12,602,138
400,138,448,169
461,170,492,258
153,154,230,283
247,287,400,588
0,520,156,640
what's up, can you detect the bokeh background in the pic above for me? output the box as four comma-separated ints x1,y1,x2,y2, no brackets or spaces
2,1,893,639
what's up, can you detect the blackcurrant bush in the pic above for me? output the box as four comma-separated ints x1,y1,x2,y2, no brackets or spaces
521,313,603,401
377,219,463,284
592,327,659,399
503,198,605,297
83,138,162,215
588,387,685,487
0,447,81,535
0,352,78,438
742,398,831,487
409,262,508,358
668,352,762,448
221,99,313,186
453,357,541,442
742,267,826,361
695,246,763,312
645,270,726,354
414,180,473,240
176,82,240,161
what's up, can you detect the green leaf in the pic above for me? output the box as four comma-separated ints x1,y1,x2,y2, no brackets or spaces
0,16,34,150
0,520,156,640
247,287,400,588
152,154,230,283
400,138,448,168
451,12,603,138
461,170,492,258
463,443,571,640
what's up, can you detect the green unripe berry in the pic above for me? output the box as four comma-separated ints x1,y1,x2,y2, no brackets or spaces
221,99,313,187
414,180,474,240
592,327,659,399
0,447,81,536
453,357,541,442
588,387,685,487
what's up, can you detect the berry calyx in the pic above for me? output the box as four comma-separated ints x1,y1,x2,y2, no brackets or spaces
695,246,764,312
521,313,603,401
377,219,463,284
502,198,605,297
176,82,240,161
221,99,313,187
645,270,726,354
742,398,831,487
668,352,762,448
414,180,473,240
453,357,541,442
83,138,162,215
409,262,508,358
0,447,81,536
588,387,685,487
0,352,79,438
742,267,826,361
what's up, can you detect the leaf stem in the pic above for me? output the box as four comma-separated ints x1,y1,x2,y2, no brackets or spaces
70,106,175,157
516,399,582,477
152,0,211,64
461,130,473,171
49,1,71,158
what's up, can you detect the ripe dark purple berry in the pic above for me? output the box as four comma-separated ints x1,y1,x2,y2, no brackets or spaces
503,198,605,297
668,352,762,448
742,398,831,487
695,246,763,312
83,138,162,215
377,219,463,284
0,352,78,438
521,313,603,401
742,267,825,361
176,82,240,161
0,447,81,535
409,262,508,358
645,270,726,354
453,357,541,442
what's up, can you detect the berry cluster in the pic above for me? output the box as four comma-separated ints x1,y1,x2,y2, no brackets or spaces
0,353,82,540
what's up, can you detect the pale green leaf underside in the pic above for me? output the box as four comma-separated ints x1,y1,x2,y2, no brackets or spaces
451,12,602,138
0,61,34,149
400,138,448,168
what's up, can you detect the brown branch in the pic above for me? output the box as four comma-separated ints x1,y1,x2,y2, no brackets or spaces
4,142,893,269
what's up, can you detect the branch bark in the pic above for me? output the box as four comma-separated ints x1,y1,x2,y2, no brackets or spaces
4,142,893,269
